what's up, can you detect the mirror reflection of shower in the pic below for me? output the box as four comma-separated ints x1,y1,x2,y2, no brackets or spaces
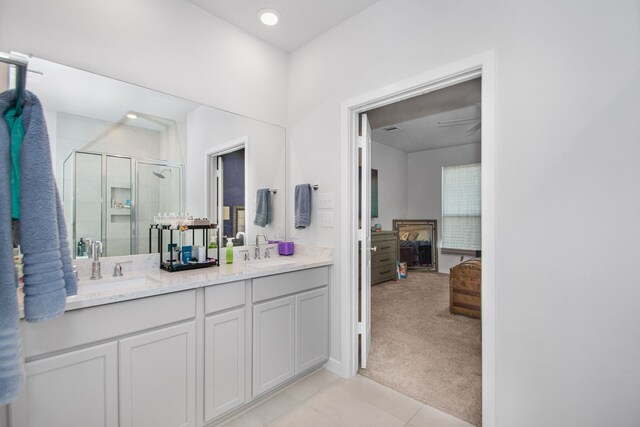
63,150,183,258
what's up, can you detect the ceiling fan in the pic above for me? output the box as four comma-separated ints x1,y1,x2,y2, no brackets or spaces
437,117,481,136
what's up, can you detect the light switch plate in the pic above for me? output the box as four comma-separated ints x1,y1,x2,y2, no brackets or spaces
318,192,334,209
321,212,334,228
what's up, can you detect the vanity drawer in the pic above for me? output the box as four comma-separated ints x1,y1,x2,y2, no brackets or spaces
21,290,196,359
252,267,329,303
205,280,246,314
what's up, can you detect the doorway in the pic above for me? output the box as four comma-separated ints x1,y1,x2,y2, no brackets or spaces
207,140,247,248
340,52,496,427
359,77,482,425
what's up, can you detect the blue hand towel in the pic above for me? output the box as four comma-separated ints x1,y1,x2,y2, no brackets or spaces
0,90,78,403
0,89,24,404
254,188,271,227
18,90,77,321
295,184,312,229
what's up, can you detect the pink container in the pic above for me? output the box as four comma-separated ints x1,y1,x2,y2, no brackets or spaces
278,241,294,256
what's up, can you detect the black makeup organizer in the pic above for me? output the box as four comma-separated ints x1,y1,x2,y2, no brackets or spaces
150,224,219,272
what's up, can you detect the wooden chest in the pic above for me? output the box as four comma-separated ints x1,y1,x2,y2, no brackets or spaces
449,258,481,319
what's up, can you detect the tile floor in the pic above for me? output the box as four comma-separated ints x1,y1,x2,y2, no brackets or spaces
220,369,475,427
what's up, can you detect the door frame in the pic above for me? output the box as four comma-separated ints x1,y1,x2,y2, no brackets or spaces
204,136,249,246
339,51,496,427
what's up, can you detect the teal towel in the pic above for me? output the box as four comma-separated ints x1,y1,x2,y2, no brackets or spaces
4,104,24,220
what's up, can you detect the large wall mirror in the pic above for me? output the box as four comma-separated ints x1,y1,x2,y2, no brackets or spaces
20,55,286,258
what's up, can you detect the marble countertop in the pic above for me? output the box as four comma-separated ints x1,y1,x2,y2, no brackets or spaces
19,246,332,317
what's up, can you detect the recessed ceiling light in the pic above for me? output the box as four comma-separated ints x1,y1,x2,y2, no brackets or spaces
127,113,138,119
258,9,280,26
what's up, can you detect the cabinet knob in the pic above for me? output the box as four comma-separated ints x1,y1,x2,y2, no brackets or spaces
369,246,377,253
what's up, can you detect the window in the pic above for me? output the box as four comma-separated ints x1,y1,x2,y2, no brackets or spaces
442,163,481,253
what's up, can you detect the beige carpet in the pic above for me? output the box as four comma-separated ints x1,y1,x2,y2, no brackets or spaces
359,271,482,426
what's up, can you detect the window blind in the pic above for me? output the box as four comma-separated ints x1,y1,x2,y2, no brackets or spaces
442,163,481,251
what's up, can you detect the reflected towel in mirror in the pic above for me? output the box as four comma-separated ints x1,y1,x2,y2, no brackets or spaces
254,188,271,227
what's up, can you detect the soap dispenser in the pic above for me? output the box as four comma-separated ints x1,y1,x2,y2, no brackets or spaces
77,238,85,257
226,238,234,264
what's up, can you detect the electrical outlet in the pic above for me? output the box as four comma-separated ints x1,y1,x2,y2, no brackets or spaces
318,192,334,209
321,212,334,228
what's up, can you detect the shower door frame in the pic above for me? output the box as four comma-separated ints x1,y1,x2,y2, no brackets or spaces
135,159,184,255
65,149,184,257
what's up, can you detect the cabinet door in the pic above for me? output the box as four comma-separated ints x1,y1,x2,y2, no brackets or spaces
10,342,118,427
204,308,245,422
296,287,329,373
253,296,295,396
119,322,196,427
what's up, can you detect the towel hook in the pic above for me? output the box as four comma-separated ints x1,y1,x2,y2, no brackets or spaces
270,188,277,194
0,52,28,115
310,184,319,190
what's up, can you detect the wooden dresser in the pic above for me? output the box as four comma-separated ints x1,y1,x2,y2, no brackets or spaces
371,231,399,285
449,258,481,318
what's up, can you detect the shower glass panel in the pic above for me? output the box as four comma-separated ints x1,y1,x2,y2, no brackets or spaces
106,156,132,256
64,150,183,258
137,162,182,254
72,152,102,258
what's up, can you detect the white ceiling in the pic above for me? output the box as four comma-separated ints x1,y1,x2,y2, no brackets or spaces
186,0,380,52
368,78,481,153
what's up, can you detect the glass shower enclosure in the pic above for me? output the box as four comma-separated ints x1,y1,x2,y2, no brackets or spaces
63,150,183,258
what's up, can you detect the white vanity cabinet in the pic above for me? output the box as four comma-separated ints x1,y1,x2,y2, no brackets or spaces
10,342,119,427
119,322,196,427
253,296,296,396
4,265,331,427
295,287,329,373
203,281,247,423
9,290,197,427
252,267,329,397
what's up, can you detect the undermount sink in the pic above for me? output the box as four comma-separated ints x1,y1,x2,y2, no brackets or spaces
77,274,161,295
246,258,296,269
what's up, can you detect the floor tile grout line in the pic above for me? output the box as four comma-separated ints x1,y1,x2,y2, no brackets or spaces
405,405,423,426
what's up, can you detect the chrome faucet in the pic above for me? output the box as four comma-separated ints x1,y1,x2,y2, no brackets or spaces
86,239,103,280
113,260,132,277
238,249,250,261
255,234,268,260
235,231,246,246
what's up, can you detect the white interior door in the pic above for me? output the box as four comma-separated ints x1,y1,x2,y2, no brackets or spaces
359,113,373,369
216,156,224,246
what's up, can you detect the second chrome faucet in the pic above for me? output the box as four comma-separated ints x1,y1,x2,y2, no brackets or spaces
85,239,103,280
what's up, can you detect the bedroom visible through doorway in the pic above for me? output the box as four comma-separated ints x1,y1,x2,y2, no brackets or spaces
359,77,483,426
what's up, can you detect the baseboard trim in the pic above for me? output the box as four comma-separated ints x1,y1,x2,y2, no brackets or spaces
325,357,343,376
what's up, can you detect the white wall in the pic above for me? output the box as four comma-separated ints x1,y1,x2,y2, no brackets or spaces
371,140,408,230
0,0,288,125
287,0,640,425
407,143,480,273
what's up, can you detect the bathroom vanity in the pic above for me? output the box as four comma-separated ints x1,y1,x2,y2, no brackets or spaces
6,255,331,427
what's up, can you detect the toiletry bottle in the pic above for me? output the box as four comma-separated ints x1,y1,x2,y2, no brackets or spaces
77,238,85,257
208,238,217,250
226,238,234,264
